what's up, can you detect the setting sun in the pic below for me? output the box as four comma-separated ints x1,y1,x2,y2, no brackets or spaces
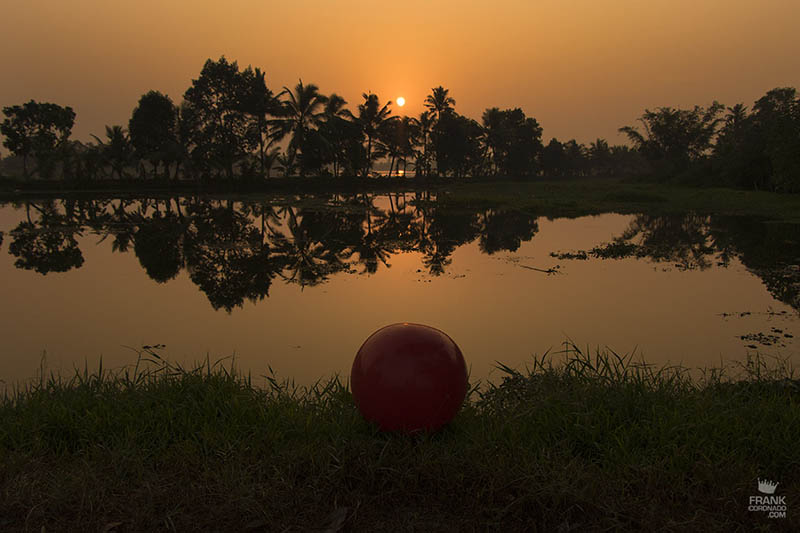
396,96,405,107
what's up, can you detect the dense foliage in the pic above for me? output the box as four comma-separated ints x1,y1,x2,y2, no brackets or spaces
1,57,798,191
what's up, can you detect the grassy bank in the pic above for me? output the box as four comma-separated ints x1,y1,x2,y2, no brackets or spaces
1,347,797,531
443,178,800,223
4,175,800,224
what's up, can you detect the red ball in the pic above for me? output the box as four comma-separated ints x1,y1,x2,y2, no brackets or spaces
351,323,468,432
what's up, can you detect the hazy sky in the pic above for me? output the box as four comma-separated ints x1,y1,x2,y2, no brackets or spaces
1,1,798,146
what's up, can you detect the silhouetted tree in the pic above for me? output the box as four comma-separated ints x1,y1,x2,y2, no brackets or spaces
379,116,414,177
562,140,588,176
357,93,393,177
1,100,75,177
424,86,456,121
318,94,357,177
433,112,483,178
183,57,260,178
412,111,435,178
274,80,328,177
541,138,565,177
425,87,457,175
751,87,800,192
92,125,133,179
588,138,612,176
173,102,200,179
241,67,279,177
481,107,542,177
620,102,724,175
128,91,178,179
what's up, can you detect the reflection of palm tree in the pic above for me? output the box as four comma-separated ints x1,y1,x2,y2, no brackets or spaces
269,206,347,287
379,196,416,252
414,199,479,275
102,198,137,253
347,194,395,274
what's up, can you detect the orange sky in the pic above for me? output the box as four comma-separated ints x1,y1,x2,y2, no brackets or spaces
1,1,798,147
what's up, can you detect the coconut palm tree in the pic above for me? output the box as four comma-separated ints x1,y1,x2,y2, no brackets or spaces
243,67,280,177
424,86,456,121
274,80,328,177
319,94,355,177
412,111,435,177
356,93,394,177
379,116,414,177
92,125,133,179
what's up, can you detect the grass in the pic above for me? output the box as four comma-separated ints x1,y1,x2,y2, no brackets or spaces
443,177,800,223
5,175,800,224
1,345,798,531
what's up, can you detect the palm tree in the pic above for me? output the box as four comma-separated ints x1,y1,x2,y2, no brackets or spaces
275,151,296,177
244,67,280,177
424,86,456,121
481,107,505,176
262,147,281,179
380,117,414,177
92,125,132,179
320,94,355,177
412,111,435,177
588,138,611,176
274,80,328,177
324,93,352,121
357,93,394,177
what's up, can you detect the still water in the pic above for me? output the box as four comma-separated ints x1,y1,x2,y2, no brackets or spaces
0,193,797,386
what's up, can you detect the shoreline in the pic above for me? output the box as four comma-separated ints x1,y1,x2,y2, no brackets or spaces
1,348,797,530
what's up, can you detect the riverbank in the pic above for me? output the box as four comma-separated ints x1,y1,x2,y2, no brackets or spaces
443,178,800,223
4,175,800,224
1,347,797,531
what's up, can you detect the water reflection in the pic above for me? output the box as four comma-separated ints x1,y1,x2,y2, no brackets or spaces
551,212,800,311
3,195,800,314
3,193,548,312
2,195,799,386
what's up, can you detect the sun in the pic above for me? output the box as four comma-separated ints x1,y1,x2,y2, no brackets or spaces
396,96,406,107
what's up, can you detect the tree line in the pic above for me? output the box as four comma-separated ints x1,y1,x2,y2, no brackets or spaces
1,56,798,191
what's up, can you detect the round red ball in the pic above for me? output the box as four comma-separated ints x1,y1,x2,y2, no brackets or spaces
351,323,468,432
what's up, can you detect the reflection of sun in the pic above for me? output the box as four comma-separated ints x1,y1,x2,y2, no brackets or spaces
396,96,406,107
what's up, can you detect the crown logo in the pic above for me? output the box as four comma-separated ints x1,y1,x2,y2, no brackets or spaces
758,479,779,494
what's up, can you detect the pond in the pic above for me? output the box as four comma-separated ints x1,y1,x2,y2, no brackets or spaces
0,192,798,387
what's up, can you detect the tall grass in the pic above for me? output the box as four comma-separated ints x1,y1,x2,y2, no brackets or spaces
1,344,798,531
